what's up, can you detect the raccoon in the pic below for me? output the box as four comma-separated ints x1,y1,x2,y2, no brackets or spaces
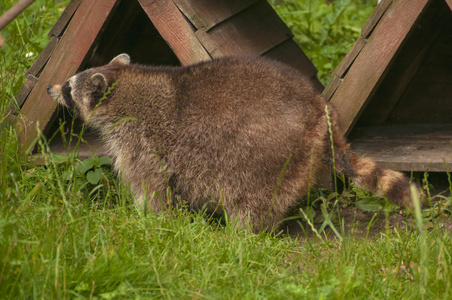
47,54,420,232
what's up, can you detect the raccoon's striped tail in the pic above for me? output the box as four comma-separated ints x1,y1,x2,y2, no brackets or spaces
329,120,421,209
336,147,419,209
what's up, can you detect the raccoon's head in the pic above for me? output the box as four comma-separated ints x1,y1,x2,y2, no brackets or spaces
47,53,131,122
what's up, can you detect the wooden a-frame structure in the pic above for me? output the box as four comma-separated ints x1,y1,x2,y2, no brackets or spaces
16,0,452,173
324,0,452,172
15,0,322,158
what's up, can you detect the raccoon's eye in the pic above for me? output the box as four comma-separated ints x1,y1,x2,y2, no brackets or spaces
61,81,71,96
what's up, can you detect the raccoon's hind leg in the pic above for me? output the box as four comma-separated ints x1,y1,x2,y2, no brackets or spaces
128,170,175,212
223,184,304,233
225,199,287,233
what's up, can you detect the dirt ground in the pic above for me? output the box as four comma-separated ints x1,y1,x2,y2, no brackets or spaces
283,204,452,239
281,172,452,239
283,206,405,239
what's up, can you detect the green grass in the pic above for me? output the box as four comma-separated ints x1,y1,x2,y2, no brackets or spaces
1,0,452,298
271,0,376,85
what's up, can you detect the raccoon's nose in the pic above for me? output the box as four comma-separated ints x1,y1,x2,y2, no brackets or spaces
46,85,52,94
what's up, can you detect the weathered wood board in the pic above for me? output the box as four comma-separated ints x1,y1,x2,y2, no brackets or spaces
139,0,211,65
173,0,321,85
173,0,259,31
446,0,452,9
17,0,118,151
194,1,293,57
349,124,452,172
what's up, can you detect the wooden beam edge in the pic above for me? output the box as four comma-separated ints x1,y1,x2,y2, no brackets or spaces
361,0,393,38
444,0,452,10
139,0,211,65
322,75,342,100
173,0,260,31
25,36,59,78
48,0,82,37
331,37,367,79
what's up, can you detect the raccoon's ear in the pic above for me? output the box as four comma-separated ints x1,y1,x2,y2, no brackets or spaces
91,73,108,94
109,54,130,65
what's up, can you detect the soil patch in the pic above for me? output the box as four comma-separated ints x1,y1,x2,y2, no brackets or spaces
283,204,452,240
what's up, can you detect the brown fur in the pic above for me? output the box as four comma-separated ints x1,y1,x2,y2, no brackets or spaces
47,54,421,232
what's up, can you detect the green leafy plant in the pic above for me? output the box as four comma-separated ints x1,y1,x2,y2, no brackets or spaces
61,154,112,185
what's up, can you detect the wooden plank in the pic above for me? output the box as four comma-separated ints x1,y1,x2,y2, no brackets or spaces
139,0,212,65
331,37,366,79
7,73,38,118
194,0,293,57
361,0,393,38
329,0,430,136
173,0,259,31
445,0,452,10
263,39,322,91
352,140,452,172
25,36,59,77
322,75,342,100
349,124,452,172
349,123,452,140
48,0,82,37
16,74,38,109
16,0,118,151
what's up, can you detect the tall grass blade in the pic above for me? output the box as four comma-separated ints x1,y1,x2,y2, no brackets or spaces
412,183,427,299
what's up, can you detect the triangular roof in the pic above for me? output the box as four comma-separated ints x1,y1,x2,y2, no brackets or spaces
15,0,322,156
324,0,452,171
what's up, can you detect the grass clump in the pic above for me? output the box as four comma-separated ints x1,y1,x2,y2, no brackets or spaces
3,189,452,298
1,0,452,299
0,0,69,110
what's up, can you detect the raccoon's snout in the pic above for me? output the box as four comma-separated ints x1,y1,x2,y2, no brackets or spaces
47,84,61,99
47,83,76,111
46,85,53,95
